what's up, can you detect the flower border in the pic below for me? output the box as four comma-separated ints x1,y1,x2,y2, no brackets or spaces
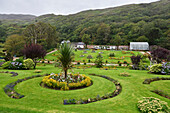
3,74,48,99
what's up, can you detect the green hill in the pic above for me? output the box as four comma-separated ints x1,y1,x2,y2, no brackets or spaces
0,0,170,49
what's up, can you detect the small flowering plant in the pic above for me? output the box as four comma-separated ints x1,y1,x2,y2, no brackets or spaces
8,61,25,70
50,73,85,83
137,97,170,113
161,62,170,75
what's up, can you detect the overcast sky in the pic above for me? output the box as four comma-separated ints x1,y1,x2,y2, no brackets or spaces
0,0,159,16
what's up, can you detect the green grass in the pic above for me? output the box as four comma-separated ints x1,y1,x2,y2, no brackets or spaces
45,50,145,64
0,64,169,113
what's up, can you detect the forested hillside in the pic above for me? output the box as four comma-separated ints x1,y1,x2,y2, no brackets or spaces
0,0,170,50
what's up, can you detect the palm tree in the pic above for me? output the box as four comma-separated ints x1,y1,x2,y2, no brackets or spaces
57,42,74,78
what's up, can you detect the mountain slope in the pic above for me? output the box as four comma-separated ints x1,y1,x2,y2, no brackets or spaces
0,14,36,20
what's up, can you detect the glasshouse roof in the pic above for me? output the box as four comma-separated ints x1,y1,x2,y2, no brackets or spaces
130,42,149,50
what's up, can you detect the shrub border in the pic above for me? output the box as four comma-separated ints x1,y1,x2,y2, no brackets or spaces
63,73,122,105
0,71,18,77
3,74,48,99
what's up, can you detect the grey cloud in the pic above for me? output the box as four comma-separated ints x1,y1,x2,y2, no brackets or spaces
0,0,159,16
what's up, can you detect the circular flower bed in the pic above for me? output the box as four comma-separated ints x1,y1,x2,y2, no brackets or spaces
42,73,92,90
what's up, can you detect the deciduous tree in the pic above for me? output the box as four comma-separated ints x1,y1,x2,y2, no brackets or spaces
4,34,25,56
23,22,59,49
136,36,149,42
114,34,122,50
22,44,46,69
82,34,91,48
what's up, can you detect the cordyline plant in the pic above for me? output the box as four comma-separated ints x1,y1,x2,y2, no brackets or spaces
22,44,46,69
57,42,74,78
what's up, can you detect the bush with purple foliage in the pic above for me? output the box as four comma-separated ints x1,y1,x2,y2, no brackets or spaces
150,46,170,63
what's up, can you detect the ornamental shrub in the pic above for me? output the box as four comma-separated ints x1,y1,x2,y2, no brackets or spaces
149,64,163,74
95,54,103,68
1,61,11,69
131,55,142,70
8,58,25,70
139,61,149,70
87,55,93,59
91,50,96,53
83,51,88,53
119,72,131,77
8,61,25,70
34,70,42,73
3,58,25,70
137,97,169,113
24,58,34,69
161,62,170,75
109,53,115,57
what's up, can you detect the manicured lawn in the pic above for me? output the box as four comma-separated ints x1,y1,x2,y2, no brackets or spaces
45,50,145,64
0,64,169,113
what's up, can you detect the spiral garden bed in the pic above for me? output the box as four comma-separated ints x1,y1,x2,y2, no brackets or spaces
63,73,122,105
0,65,169,113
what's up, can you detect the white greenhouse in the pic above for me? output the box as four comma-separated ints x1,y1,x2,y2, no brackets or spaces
130,42,149,50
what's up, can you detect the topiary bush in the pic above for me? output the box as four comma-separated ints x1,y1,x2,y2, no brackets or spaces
137,97,170,113
24,58,34,69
